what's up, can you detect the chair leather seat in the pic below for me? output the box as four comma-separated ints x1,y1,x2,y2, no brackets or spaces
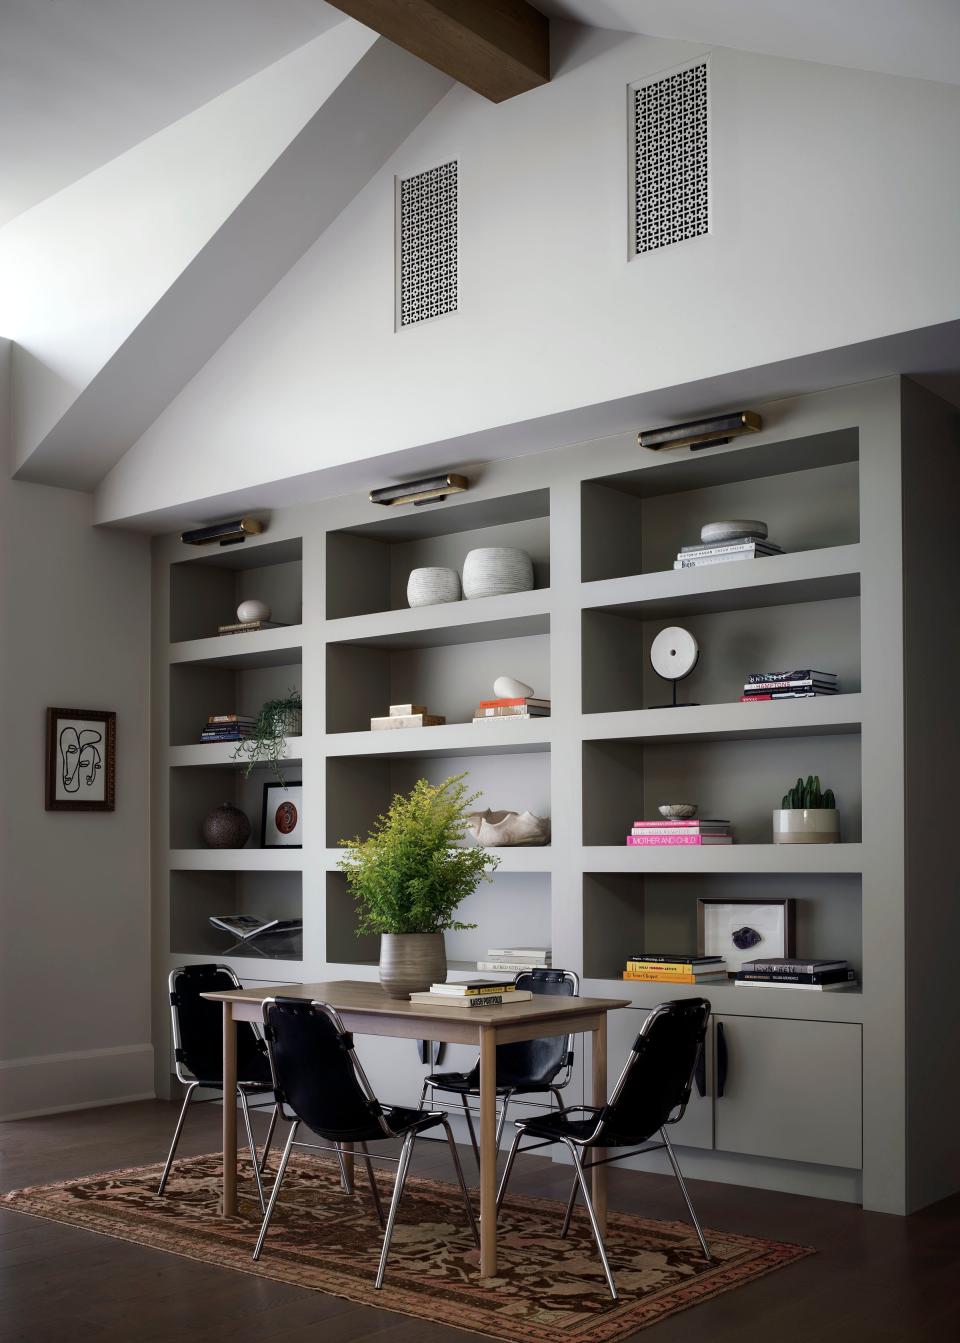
425,1069,558,1095
382,1105,448,1138
518,1107,605,1144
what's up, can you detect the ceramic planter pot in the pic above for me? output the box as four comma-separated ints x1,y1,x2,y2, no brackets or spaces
406,567,461,607
772,808,840,844
379,932,447,999
462,547,534,600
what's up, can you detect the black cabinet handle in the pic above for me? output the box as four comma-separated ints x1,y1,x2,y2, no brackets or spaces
716,1022,728,1097
694,1042,706,1098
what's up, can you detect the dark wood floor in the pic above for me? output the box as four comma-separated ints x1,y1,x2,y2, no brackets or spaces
2,1100,958,1342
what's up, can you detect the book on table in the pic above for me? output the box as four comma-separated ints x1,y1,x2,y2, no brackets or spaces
408,989,534,1008
428,980,519,996
485,947,550,961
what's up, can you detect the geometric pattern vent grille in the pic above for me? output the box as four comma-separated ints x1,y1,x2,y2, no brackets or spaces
398,160,458,327
633,61,709,255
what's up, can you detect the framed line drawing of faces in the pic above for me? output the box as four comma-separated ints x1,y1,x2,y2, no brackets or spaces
45,708,116,811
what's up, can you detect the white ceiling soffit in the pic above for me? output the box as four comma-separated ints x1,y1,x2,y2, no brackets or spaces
0,0,345,228
537,1,960,86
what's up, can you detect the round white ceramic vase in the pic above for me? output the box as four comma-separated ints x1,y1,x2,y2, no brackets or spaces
406,567,461,607
772,808,840,844
462,547,534,600
236,598,271,622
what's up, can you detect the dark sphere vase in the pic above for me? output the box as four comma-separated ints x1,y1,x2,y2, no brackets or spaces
202,802,251,849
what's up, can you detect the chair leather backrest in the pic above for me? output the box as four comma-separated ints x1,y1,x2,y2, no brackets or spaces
171,964,266,1085
602,998,710,1146
490,969,576,1089
264,998,383,1141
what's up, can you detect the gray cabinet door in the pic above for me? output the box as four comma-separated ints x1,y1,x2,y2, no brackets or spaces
713,1016,862,1169
607,1006,714,1150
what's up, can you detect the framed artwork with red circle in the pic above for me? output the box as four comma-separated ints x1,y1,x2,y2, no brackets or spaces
261,781,303,848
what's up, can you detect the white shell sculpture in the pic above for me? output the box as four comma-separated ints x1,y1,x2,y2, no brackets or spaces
462,547,534,600
493,675,534,700
407,567,461,607
467,809,551,847
236,598,271,622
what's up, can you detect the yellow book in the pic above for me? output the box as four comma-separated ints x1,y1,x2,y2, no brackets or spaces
623,970,724,984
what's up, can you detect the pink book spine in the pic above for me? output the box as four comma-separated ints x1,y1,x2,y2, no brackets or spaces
626,835,704,846
632,819,703,827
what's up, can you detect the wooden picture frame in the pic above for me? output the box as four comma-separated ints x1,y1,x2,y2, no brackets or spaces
697,897,796,973
45,707,116,812
261,780,303,848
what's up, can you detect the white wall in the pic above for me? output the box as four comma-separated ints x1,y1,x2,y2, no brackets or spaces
96,27,960,525
0,463,152,1118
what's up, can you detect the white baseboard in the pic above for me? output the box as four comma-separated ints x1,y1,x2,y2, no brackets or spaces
0,1044,156,1121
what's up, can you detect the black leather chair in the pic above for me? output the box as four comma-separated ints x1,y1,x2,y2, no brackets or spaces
254,996,478,1288
159,964,279,1211
419,968,579,1162
496,998,712,1300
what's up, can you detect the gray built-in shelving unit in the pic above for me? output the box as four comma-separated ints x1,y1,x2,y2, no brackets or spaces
150,377,960,1216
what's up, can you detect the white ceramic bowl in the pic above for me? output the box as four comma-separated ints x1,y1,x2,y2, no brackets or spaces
658,803,698,819
407,567,461,607
236,598,271,622
462,547,534,600
700,520,768,544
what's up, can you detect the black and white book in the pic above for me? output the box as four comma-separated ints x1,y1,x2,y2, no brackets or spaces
746,670,837,684
679,540,783,558
736,969,855,985
740,958,848,974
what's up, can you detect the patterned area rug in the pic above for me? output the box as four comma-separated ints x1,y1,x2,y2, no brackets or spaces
3,1153,813,1342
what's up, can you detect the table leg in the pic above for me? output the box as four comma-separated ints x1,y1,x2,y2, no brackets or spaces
479,1025,497,1277
223,1002,237,1218
591,1014,608,1234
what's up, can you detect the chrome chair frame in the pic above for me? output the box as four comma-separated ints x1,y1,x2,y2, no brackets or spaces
418,969,580,1164
495,1000,711,1300
158,965,280,1212
253,998,478,1289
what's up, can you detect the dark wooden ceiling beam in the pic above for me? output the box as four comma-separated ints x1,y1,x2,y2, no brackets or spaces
325,0,549,102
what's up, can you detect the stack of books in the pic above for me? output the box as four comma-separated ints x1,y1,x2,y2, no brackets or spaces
473,695,550,723
674,536,783,570
626,819,733,846
409,980,534,1009
734,958,857,991
370,703,446,730
476,947,551,973
201,713,256,743
623,955,729,984
741,669,839,701
218,619,289,636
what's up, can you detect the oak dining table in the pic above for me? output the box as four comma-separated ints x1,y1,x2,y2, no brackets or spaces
202,979,630,1278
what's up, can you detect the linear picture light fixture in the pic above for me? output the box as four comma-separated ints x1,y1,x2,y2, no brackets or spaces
180,517,264,547
369,473,468,507
638,410,762,452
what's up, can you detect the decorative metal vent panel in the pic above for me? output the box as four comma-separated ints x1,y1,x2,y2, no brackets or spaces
397,160,458,327
632,61,709,255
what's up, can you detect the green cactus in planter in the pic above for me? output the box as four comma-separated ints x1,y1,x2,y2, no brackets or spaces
781,775,836,810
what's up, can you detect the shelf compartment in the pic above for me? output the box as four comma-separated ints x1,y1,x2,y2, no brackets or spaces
169,658,301,747
168,759,303,849
581,695,863,745
326,488,549,619
170,869,303,961
581,428,859,582
327,750,550,848
325,589,550,649
581,844,863,874
324,721,551,759
168,736,303,769
583,589,860,714
169,849,304,872
170,536,303,643
163,950,302,981
581,976,864,1024
583,730,861,846
326,611,550,733
169,625,304,669
583,871,862,985
326,870,552,968
322,846,551,874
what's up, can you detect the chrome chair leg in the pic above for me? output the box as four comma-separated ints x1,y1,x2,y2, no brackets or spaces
375,1130,415,1289
560,1170,578,1237
259,1103,279,1174
548,1085,565,1110
567,1141,618,1301
461,1100,481,1166
253,1119,299,1261
495,1092,513,1153
336,1144,354,1194
238,1089,267,1213
157,1081,199,1195
442,1119,479,1246
417,1079,430,1109
360,1142,385,1229
495,1128,524,1214
661,1127,711,1262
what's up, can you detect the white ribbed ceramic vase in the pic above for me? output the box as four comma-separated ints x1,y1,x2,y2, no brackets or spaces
406,567,461,607
462,547,534,600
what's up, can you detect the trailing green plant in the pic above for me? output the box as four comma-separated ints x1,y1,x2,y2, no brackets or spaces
233,688,302,783
339,773,499,936
780,775,836,810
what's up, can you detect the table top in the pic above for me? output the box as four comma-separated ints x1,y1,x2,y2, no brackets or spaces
203,979,630,1027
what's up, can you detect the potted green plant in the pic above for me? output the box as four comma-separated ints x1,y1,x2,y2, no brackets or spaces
773,775,840,844
338,774,499,998
233,689,301,783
